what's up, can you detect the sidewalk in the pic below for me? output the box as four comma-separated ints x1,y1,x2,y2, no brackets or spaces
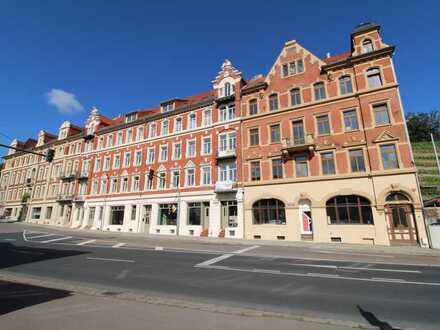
16,221,440,257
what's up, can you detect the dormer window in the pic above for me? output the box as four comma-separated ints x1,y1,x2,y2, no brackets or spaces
125,113,137,123
282,59,304,77
162,103,174,112
224,82,232,97
362,39,374,54
218,81,235,98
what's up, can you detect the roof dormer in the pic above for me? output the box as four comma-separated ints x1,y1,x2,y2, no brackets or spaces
212,59,242,102
351,22,388,56
58,121,71,140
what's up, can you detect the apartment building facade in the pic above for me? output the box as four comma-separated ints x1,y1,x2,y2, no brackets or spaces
0,23,429,246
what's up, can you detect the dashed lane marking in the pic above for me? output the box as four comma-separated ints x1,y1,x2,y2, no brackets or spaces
155,246,164,251
87,257,135,263
233,245,260,254
41,236,73,244
27,233,56,240
112,242,126,248
287,262,422,274
195,254,234,267
77,239,96,246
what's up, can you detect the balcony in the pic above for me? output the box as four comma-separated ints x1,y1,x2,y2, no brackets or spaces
281,135,315,155
77,171,89,181
60,172,76,181
73,195,85,203
83,133,94,141
56,194,74,202
25,178,33,186
214,181,236,193
216,149,236,161
215,94,235,105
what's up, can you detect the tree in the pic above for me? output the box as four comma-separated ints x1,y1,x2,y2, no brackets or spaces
406,110,440,142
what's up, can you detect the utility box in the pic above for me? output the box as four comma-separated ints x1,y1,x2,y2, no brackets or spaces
429,224,440,249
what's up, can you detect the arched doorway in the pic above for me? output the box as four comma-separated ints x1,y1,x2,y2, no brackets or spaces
384,192,417,245
298,199,313,240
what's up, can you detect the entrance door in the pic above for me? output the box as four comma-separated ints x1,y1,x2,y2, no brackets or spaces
221,201,238,228
385,204,417,245
201,202,210,229
66,205,72,224
142,205,152,234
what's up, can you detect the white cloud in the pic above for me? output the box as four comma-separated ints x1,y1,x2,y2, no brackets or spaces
46,89,84,115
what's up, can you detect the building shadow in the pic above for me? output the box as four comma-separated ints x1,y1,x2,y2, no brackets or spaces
0,242,88,269
0,280,72,316
357,305,403,330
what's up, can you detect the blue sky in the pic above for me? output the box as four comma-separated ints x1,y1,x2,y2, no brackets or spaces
1,0,439,156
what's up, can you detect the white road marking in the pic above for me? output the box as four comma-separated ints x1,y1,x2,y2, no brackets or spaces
307,272,340,278
77,239,96,246
287,262,421,274
41,236,73,243
200,264,440,286
116,269,130,279
155,246,164,251
87,257,135,263
233,245,260,254
195,253,234,267
2,238,17,241
28,233,56,240
112,242,126,248
315,250,395,258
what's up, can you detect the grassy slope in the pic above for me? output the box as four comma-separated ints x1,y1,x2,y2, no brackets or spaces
411,141,440,200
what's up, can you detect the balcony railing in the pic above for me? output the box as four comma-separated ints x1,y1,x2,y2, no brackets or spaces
77,171,89,180
73,195,85,202
214,181,236,193
60,172,76,181
216,149,236,160
83,133,94,141
56,194,74,202
281,134,315,154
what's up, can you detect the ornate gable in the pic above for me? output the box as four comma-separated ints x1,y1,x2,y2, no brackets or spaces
373,130,399,143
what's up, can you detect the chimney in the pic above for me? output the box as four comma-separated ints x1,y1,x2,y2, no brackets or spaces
326,52,331,59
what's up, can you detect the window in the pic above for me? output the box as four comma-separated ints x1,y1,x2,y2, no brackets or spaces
145,175,153,190
343,110,359,131
189,113,197,129
224,82,232,96
187,202,202,225
162,103,174,112
104,157,111,170
249,99,258,115
219,161,236,182
326,195,373,224
339,76,353,95
147,148,155,164
31,207,42,219
131,205,137,220
149,123,157,138
160,145,168,162
187,140,196,158
162,120,169,135
158,203,178,225
292,120,305,145
386,192,410,202
362,39,374,53
349,149,366,172
367,68,382,88
282,59,304,77
219,106,227,122
202,166,211,185
121,177,128,192
173,143,182,160
270,124,281,143
295,155,308,177
253,199,286,225
137,127,144,141
133,175,140,191
249,128,259,146
135,151,142,166
175,117,182,132
316,114,330,135
380,144,399,169
321,152,336,175
202,137,211,155
290,88,301,106
94,158,101,172
117,132,123,145
172,170,180,188
269,94,278,111
250,161,261,181
100,178,108,194
111,178,118,193
186,168,195,186
127,129,133,143
113,155,121,169
110,206,125,225
124,152,131,167
314,82,326,101
219,105,235,122
272,159,283,179
373,103,390,126
203,109,211,126
158,172,166,189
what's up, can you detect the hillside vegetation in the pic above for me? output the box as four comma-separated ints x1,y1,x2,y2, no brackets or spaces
412,141,440,200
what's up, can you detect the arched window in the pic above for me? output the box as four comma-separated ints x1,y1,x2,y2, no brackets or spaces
386,192,410,202
253,199,286,225
269,94,279,111
339,75,353,95
224,82,232,96
366,68,382,88
313,82,326,100
362,39,374,53
326,195,373,224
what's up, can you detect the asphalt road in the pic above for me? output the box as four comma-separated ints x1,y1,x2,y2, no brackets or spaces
1,223,440,330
